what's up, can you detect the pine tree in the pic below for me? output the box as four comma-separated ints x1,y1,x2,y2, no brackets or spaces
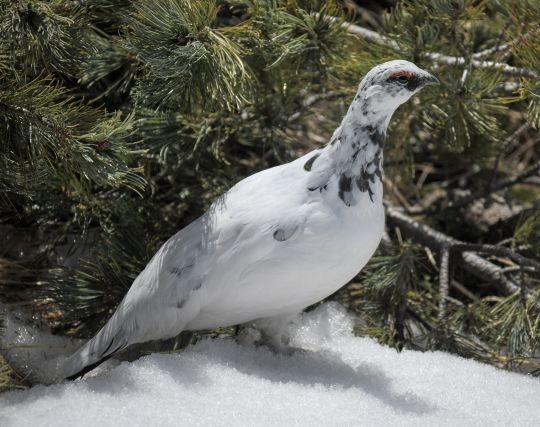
1,0,539,389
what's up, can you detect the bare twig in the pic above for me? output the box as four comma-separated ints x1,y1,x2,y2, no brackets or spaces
451,279,480,302
438,244,450,319
472,43,511,60
452,243,540,271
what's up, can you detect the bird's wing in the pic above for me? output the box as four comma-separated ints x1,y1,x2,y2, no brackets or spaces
60,154,316,379
60,215,213,379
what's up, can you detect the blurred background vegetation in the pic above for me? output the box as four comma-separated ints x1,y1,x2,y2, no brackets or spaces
0,0,539,390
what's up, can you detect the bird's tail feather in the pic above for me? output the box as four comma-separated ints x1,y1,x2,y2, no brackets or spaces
0,304,85,385
58,309,129,380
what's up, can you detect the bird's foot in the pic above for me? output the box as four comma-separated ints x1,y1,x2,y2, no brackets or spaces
237,316,305,356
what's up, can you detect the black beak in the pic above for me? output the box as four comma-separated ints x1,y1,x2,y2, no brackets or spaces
422,73,440,86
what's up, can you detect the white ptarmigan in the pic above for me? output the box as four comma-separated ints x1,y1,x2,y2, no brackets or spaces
37,60,440,381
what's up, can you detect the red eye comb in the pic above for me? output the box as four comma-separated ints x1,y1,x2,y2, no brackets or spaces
389,70,412,79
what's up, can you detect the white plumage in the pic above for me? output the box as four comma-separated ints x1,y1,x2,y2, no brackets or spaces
52,60,439,380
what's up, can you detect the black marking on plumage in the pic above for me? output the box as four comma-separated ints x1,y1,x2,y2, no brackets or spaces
308,183,328,192
303,153,320,171
193,281,203,290
361,102,370,114
66,354,114,381
406,75,422,91
177,298,186,309
375,166,383,181
373,150,382,165
372,151,383,181
70,336,125,380
338,174,353,206
387,73,422,92
329,135,342,146
101,337,116,357
339,174,352,192
355,168,375,202
328,121,386,207
273,225,298,242
355,171,369,193
170,264,193,277
273,229,287,241
366,126,385,148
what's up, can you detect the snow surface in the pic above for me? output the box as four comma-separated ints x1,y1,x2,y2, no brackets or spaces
1,303,539,427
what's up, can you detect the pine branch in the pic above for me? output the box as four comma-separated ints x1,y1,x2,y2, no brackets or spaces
127,0,251,112
487,123,530,190
0,75,146,197
287,90,347,122
428,54,538,80
470,28,539,60
386,207,533,299
409,158,540,215
447,159,540,210
321,15,539,80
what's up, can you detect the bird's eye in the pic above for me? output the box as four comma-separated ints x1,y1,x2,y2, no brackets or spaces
397,75,409,85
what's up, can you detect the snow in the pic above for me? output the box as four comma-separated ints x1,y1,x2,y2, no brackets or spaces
1,303,539,427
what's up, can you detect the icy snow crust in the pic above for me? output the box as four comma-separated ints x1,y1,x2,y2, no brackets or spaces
1,303,539,427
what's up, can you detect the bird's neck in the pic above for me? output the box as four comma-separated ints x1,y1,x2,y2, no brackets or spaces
313,94,395,205
303,92,397,205
329,94,393,172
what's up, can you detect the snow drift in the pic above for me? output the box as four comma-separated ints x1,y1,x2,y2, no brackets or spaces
1,303,538,427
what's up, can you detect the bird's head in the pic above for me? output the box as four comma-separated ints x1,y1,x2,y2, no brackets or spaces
355,60,439,117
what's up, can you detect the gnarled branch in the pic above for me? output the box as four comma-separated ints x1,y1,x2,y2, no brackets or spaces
386,207,533,298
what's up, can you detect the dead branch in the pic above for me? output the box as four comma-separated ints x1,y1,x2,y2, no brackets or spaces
409,158,540,215
452,243,540,271
438,244,450,318
472,42,510,60
428,53,538,79
321,15,539,80
386,207,531,298
445,159,540,211
471,28,539,60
